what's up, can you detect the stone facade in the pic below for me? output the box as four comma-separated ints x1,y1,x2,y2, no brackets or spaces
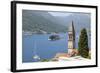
68,21,75,54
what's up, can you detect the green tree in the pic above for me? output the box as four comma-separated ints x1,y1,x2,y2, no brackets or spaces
78,28,89,58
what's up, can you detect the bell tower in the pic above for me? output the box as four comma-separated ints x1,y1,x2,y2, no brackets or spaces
68,21,75,53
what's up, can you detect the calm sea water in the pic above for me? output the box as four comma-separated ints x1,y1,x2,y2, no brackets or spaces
22,33,90,63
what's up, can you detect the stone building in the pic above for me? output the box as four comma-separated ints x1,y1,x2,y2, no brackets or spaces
68,21,75,54
53,21,78,60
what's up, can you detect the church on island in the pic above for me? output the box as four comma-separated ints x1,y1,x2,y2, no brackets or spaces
53,21,78,61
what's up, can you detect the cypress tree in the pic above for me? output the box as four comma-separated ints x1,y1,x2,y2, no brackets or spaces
78,28,89,58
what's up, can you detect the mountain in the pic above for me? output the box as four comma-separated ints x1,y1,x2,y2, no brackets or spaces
37,12,90,34
51,13,91,34
22,10,90,34
22,10,68,33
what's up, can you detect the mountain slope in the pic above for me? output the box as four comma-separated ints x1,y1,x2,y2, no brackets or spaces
22,10,68,33
22,10,90,34
52,13,91,33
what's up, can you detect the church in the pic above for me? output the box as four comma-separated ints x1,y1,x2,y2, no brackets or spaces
68,21,76,54
53,21,78,60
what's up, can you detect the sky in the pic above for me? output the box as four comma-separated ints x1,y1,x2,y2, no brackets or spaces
48,12,73,16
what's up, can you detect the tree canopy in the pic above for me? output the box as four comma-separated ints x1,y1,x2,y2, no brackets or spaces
78,28,89,58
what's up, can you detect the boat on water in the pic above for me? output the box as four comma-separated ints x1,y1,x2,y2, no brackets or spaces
33,40,40,61
33,55,40,60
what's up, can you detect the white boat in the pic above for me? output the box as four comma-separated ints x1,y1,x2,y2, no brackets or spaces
33,55,40,60
33,40,40,61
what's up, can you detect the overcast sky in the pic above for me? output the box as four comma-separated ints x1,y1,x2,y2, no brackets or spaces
48,12,73,16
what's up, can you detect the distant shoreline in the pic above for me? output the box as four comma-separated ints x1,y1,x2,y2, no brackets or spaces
22,31,67,35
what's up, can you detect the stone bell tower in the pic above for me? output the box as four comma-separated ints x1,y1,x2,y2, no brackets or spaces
68,21,75,54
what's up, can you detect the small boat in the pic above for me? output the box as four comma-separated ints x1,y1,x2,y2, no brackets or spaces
33,40,40,61
33,55,40,60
